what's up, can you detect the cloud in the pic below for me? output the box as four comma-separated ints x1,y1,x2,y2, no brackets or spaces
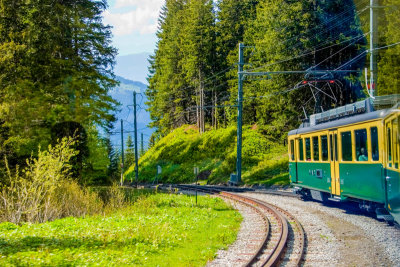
103,0,164,36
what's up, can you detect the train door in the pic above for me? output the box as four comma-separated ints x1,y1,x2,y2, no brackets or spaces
329,130,340,196
385,115,400,221
294,138,299,182
289,138,298,183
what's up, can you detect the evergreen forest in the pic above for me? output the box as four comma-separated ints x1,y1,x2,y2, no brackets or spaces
147,0,400,140
0,0,120,185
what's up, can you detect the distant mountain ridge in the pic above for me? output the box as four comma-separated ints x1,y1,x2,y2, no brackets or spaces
114,75,147,93
114,53,151,85
109,76,153,151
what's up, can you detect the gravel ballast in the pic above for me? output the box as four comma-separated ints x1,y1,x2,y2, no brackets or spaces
242,192,400,266
208,199,267,267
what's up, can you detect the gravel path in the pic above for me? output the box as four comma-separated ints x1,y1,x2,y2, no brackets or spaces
207,199,267,267
242,192,400,267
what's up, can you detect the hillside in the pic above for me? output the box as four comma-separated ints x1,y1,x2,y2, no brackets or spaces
125,125,289,186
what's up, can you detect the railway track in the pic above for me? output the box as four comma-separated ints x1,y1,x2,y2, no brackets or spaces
176,185,306,267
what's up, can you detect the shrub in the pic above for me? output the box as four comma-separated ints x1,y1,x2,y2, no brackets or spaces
0,137,102,224
55,180,103,218
104,183,126,211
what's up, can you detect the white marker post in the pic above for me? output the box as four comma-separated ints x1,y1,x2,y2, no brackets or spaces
155,165,162,185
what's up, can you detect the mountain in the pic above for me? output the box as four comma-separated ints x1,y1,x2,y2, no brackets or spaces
114,53,151,84
108,76,154,152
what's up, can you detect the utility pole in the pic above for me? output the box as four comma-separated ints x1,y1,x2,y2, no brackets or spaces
120,119,124,186
133,92,139,186
236,43,244,184
370,0,378,97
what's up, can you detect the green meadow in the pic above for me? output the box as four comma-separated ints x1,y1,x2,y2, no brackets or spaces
0,193,242,266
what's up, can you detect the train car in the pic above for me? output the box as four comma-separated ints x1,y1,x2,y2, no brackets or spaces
288,97,400,224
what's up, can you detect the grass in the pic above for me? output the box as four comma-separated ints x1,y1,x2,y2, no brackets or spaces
0,193,242,266
125,125,290,186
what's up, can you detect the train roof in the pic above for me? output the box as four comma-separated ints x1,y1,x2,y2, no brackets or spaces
288,108,394,136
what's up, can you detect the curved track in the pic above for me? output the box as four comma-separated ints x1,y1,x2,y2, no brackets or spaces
176,185,306,267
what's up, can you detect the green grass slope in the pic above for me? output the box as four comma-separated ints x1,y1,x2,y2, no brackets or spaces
125,125,289,186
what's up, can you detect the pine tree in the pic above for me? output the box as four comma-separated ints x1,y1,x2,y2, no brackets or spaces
179,0,215,133
105,137,120,183
240,0,365,139
0,0,118,169
124,135,135,170
377,0,400,95
147,0,216,134
147,0,186,134
215,0,259,128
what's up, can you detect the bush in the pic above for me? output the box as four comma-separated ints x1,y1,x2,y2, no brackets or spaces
0,137,102,224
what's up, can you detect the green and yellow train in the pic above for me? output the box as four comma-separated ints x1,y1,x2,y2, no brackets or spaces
288,97,400,224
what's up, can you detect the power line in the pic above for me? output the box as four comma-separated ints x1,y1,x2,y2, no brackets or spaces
307,33,368,71
370,41,400,51
148,5,369,102
334,51,367,70
248,33,368,73
148,64,236,99
243,82,310,100
249,3,369,66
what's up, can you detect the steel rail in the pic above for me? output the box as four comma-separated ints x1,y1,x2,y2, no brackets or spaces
216,192,271,267
174,185,304,267
220,192,289,267
244,195,306,266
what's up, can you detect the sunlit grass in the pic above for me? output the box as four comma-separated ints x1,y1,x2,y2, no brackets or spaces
0,193,242,266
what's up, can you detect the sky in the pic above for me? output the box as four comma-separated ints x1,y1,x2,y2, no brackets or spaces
103,0,164,56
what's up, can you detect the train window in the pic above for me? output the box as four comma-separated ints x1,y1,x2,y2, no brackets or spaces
334,134,338,161
398,116,400,168
299,139,304,161
290,140,295,161
341,131,353,161
321,135,328,161
370,127,379,161
305,138,311,161
355,129,368,161
313,136,319,161
388,127,392,164
393,118,399,169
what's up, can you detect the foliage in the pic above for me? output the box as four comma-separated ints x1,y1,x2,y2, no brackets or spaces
0,0,118,180
105,136,121,183
377,0,400,95
0,193,242,266
125,125,289,185
124,135,135,171
147,0,216,134
83,125,111,185
146,0,377,142
0,137,102,224
0,138,140,225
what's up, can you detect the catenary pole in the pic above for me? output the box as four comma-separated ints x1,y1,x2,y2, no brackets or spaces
370,0,378,97
236,43,244,184
120,119,124,186
133,92,139,186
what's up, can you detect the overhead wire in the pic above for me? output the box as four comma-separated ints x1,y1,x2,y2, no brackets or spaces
247,32,369,73
148,3,370,101
247,2,369,66
307,33,369,71
371,41,400,51
136,1,373,129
